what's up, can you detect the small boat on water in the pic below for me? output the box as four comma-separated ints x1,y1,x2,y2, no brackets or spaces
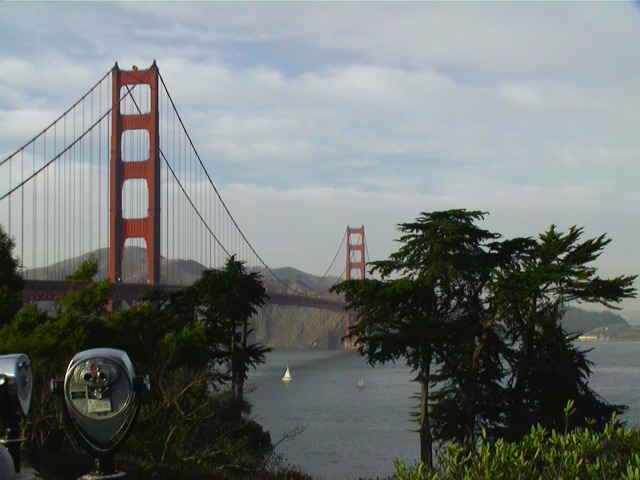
357,376,365,390
282,366,292,382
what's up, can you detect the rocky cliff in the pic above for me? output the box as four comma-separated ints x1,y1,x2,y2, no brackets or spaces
251,304,346,349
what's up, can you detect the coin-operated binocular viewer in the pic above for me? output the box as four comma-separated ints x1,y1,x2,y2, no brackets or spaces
51,349,149,480
0,354,32,474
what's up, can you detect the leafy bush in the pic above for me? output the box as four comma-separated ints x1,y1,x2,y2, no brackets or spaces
394,418,640,480
0,258,286,479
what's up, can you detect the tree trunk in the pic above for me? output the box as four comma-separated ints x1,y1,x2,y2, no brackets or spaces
237,318,248,402
230,329,238,398
465,318,491,446
419,363,434,469
511,312,534,440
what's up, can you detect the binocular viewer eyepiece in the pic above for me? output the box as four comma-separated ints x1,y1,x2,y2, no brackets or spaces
51,348,149,479
0,354,32,425
0,354,33,476
0,348,148,479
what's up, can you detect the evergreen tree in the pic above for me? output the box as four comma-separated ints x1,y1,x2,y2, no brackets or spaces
496,226,636,439
190,256,270,402
333,210,508,465
0,257,276,477
333,212,638,467
0,224,24,327
144,256,270,403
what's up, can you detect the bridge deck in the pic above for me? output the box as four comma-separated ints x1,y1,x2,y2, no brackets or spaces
21,280,345,313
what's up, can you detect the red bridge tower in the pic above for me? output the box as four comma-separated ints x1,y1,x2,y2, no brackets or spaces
345,226,366,347
109,62,161,286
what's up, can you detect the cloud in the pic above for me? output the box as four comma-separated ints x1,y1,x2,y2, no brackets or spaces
0,1,638,311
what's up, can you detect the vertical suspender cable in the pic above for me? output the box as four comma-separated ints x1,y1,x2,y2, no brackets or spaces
189,146,192,264
55,123,59,272
32,141,36,273
171,102,176,283
164,98,168,280
8,149,11,234
180,125,184,271
81,96,86,264
89,92,93,255
99,79,102,260
163,87,167,283
81,95,85,262
190,145,194,265
62,126,66,270
183,126,187,271
201,155,205,266
70,105,74,270
108,76,112,268
21,150,24,276
44,128,48,273
105,79,109,270
180,124,184,268
72,103,76,270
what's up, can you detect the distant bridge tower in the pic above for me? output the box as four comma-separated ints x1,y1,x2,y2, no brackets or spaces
345,226,366,348
109,62,161,286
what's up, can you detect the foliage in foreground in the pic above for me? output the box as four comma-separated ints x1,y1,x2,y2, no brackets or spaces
0,224,24,328
0,250,288,479
333,209,637,466
394,415,640,480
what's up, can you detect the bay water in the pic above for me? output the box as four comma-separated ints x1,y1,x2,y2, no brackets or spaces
247,341,640,480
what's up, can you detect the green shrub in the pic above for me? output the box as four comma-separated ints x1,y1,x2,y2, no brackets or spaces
0,259,285,479
393,419,640,480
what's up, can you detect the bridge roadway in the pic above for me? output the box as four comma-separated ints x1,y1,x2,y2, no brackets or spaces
21,280,346,313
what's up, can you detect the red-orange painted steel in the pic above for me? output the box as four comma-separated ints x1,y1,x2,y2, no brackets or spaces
345,226,366,347
109,63,161,286
346,226,365,281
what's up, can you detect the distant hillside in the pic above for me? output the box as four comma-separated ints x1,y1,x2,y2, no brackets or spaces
25,247,347,348
562,307,640,341
562,307,628,335
253,304,640,350
25,249,639,347
27,247,342,293
27,246,208,285
259,266,342,296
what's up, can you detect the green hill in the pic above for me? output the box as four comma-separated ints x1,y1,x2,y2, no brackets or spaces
561,307,628,334
26,249,639,347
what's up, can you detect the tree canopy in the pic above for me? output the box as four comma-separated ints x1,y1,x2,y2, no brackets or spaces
0,224,24,327
0,254,276,478
332,209,637,468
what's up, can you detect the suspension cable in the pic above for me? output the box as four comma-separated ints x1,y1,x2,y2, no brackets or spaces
120,82,233,260
157,71,303,292
0,68,114,167
157,71,354,295
309,228,346,290
3,63,350,296
0,73,142,202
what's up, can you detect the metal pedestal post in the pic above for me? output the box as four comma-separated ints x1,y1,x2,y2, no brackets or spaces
0,427,25,473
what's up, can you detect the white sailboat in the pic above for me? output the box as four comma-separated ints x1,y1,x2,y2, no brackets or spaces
282,366,292,382
357,376,365,390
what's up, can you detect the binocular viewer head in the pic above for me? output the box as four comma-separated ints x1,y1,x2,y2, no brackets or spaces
51,348,149,478
60,349,140,445
0,354,32,476
0,348,147,478
0,354,32,426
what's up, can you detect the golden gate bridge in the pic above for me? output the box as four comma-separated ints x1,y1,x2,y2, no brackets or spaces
0,62,368,337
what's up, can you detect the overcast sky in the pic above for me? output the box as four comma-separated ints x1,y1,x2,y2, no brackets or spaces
1,2,638,313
